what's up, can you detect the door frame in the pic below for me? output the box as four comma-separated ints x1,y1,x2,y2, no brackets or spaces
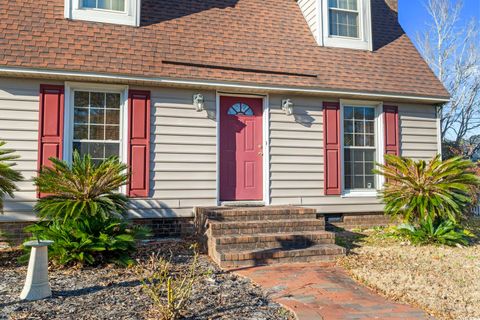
216,91,270,205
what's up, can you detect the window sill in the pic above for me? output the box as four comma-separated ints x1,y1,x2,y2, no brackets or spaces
341,190,379,198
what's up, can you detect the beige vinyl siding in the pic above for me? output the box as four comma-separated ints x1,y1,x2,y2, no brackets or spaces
399,104,439,160
128,87,217,218
297,0,318,42
0,78,54,222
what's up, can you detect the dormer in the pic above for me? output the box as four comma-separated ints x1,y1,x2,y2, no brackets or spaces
297,0,373,51
64,0,141,26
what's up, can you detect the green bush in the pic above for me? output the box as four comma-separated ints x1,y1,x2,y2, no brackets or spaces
395,217,474,246
25,217,150,266
26,151,150,267
0,141,23,213
374,155,480,223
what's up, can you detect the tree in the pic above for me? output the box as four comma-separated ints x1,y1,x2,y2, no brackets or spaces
417,0,480,158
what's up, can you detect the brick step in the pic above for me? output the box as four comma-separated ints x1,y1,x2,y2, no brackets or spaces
208,219,325,236
204,206,317,222
215,244,346,269
212,231,336,250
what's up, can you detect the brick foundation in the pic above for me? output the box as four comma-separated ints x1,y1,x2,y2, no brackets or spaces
321,213,393,231
0,217,195,246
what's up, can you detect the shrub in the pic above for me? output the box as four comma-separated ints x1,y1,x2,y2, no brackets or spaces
26,151,150,267
0,141,23,213
137,244,206,320
374,155,480,224
395,216,474,246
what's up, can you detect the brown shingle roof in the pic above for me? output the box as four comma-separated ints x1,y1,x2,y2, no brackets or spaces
0,0,449,99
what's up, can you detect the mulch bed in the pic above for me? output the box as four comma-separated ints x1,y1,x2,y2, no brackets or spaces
0,240,292,320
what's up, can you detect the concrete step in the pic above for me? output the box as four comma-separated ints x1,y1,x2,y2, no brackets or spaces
202,206,317,222
208,219,325,236
214,244,346,269
212,231,336,250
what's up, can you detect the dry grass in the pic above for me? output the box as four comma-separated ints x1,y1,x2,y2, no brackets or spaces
338,219,480,320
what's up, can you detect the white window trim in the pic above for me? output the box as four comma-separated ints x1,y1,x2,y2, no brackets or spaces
321,0,372,51
340,99,384,197
64,82,129,190
64,0,141,26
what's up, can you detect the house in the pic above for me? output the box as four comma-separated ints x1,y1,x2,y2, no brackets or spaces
0,0,448,245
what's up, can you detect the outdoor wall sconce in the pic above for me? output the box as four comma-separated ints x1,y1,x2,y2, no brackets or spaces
282,99,294,116
193,93,205,112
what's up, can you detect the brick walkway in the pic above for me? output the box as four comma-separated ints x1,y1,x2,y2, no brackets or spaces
236,263,432,320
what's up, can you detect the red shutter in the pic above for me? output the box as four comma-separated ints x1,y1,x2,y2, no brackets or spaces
37,85,64,197
323,102,341,195
127,90,151,197
38,85,64,170
383,105,400,156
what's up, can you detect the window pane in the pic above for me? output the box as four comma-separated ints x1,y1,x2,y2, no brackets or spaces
105,143,120,158
354,163,364,175
106,93,121,109
105,126,119,140
112,0,125,11
344,134,354,146
365,107,375,120
354,134,364,146
354,175,364,188
344,120,353,133
365,121,374,134
345,160,352,175
82,0,96,8
74,108,88,124
353,149,363,161
73,142,88,155
90,125,105,140
329,11,359,38
365,150,374,162
345,175,352,189
344,107,354,120
354,107,365,120
365,162,374,174
74,91,89,108
365,134,375,147
74,125,88,140
90,143,105,159
354,121,364,134
90,108,105,124
105,110,120,125
330,0,358,10
365,175,375,189
90,92,105,109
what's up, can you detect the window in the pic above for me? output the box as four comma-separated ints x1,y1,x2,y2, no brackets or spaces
227,103,254,116
64,0,140,26
329,0,359,38
320,0,372,50
343,106,376,191
82,0,125,11
72,91,121,165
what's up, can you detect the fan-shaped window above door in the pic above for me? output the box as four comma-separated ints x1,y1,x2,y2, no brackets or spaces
227,103,254,116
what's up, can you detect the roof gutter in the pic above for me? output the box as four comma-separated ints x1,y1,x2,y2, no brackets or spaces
0,66,450,104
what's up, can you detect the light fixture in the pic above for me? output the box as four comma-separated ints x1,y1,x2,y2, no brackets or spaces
282,99,294,116
193,93,205,112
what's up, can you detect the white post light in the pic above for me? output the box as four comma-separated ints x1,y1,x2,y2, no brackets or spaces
282,99,294,116
193,94,205,112
20,240,54,301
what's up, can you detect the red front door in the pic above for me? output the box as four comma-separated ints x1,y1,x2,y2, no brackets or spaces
220,96,263,201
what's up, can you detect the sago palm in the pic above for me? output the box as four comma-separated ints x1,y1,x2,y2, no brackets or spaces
374,155,480,223
0,141,23,213
34,150,129,222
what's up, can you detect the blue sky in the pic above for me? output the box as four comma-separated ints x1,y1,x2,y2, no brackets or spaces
399,0,480,47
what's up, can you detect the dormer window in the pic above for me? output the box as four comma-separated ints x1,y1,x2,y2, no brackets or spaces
65,0,140,26
82,0,125,12
297,0,372,51
328,0,359,38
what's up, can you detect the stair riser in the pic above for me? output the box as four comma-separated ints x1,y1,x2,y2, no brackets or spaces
215,238,336,251
208,213,317,221
219,254,343,269
221,247,345,261
211,225,325,236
